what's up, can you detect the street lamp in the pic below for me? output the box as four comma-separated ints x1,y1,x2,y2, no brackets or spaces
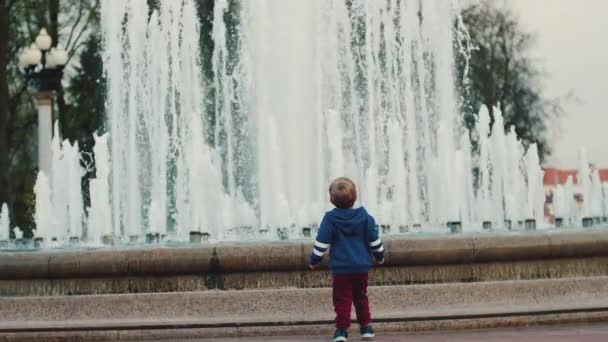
17,28,68,176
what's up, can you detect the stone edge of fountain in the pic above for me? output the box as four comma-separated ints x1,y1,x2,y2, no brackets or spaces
1,229,607,280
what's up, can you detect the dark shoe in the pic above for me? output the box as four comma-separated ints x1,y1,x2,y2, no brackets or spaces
360,325,375,340
333,329,348,342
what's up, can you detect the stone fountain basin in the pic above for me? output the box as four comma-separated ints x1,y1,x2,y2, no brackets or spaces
1,228,608,296
3,229,608,339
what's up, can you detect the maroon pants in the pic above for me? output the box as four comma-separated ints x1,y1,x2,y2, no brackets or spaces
332,273,371,330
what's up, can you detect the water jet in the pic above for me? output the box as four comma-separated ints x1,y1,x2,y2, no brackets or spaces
525,219,536,231
447,221,462,234
583,217,594,228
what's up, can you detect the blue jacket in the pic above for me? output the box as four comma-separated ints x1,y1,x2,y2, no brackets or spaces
309,207,384,274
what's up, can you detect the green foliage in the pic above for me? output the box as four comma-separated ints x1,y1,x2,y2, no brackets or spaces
64,32,105,208
196,0,216,145
4,0,49,235
4,0,207,232
3,0,99,234
65,34,105,144
0,0,10,226
2,0,565,236
455,1,564,161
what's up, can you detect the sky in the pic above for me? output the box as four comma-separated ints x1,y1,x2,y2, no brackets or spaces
506,0,608,168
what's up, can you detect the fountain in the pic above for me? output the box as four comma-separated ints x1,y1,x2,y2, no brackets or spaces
5,0,602,247
33,124,84,244
552,176,577,227
603,183,608,222
5,3,608,339
0,203,8,246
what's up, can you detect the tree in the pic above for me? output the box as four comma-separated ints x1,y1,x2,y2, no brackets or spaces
64,32,105,208
456,1,564,161
3,0,98,233
0,0,10,209
54,0,99,141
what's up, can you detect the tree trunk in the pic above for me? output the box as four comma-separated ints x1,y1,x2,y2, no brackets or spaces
48,0,68,140
48,0,59,44
0,0,10,208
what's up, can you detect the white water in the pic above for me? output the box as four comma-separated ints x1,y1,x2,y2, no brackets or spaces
577,148,606,219
564,176,577,221
474,106,547,229
552,175,577,224
236,0,470,228
88,133,112,242
33,125,86,242
29,0,608,246
603,183,608,218
0,203,9,241
34,172,52,241
579,149,592,218
590,168,603,217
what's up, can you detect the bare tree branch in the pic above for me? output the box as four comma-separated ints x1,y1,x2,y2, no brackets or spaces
6,0,17,12
66,40,87,64
64,0,85,49
66,0,98,56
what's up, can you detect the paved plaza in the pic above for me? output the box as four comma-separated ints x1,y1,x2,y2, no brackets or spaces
183,324,608,342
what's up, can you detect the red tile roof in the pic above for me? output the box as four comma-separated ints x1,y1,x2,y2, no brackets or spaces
543,167,608,185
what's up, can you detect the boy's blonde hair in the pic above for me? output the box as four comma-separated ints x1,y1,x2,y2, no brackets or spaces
329,177,357,209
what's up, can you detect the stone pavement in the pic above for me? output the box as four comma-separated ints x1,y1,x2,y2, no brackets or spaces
178,323,608,341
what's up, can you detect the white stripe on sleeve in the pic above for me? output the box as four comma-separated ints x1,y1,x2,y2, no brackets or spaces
370,239,382,247
372,245,384,253
312,248,325,257
315,241,330,249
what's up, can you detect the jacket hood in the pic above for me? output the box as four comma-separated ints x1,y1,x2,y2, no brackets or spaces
328,207,369,236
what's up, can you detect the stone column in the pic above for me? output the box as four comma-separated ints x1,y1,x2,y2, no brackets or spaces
34,92,53,176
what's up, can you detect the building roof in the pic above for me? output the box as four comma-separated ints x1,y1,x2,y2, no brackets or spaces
543,167,608,186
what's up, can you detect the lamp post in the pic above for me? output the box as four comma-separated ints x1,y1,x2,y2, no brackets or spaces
18,28,68,176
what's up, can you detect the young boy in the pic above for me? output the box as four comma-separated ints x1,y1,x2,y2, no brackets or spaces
309,177,385,342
